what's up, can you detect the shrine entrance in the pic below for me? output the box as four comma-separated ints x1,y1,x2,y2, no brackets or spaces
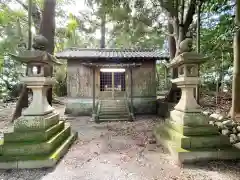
100,68,126,99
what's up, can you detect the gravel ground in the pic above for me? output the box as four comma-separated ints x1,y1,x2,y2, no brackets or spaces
0,104,240,180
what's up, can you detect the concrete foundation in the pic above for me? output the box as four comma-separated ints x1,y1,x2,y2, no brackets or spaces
65,97,157,116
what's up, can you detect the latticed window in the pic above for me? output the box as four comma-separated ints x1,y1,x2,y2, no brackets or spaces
100,72,112,91
100,72,125,91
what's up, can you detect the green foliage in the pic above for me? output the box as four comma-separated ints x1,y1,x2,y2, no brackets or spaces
0,0,237,99
200,0,234,88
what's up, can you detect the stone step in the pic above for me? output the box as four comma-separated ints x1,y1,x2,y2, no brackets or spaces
101,107,126,110
100,110,127,113
154,125,231,149
101,106,127,109
4,121,65,143
0,132,77,169
99,114,129,119
101,100,125,102
100,108,127,111
99,112,129,114
101,105,126,107
98,118,129,122
2,123,71,156
99,111,128,115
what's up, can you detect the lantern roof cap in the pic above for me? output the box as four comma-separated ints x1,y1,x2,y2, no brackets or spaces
9,34,62,65
168,52,208,68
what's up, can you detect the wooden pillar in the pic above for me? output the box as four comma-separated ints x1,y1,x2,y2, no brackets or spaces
112,72,114,99
92,67,96,114
130,68,133,112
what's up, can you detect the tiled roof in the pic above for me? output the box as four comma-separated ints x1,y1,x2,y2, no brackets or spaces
55,48,169,60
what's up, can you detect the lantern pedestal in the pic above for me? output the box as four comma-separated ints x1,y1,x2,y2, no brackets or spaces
0,35,77,169
21,77,55,116
154,52,240,164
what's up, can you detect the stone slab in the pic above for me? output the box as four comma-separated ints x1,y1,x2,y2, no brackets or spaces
166,121,219,136
155,124,231,149
3,123,70,156
153,127,240,164
170,110,209,126
0,162,18,169
14,112,59,132
0,132,77,169
4,121,64,143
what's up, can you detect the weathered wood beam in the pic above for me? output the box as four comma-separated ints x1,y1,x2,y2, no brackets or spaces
92,67,96,114
81,63,142,68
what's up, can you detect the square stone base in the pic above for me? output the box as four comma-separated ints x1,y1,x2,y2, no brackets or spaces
0,132,77,169
14,112,60,132
153,123,240,163
0,113,77,169
170,110,209,126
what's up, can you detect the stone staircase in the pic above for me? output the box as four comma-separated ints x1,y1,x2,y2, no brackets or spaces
97,99,131,122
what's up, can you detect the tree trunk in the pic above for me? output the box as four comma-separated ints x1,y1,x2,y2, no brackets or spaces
196,1,201,103
11,0,56,122
168,22,176,60
230,0,240,120
39,0,56,105
11,85,27,121
100,13,106,48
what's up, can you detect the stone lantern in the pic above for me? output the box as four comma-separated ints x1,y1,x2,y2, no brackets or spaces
154,38,240,164
11,39,61,116
0,35,77,169
170,51,206,114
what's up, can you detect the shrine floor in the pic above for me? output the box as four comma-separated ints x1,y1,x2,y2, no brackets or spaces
0,105,239,180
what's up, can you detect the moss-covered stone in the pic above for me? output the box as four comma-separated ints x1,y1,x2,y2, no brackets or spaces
5,121,64,143
3,123,70,156
170,110,209,126
65,98,93,116
155,123,231,149
154,125,240,163
132,97,156,114
0,110,77,169
14,112,59,132
166,121,219,136
0,132,77,169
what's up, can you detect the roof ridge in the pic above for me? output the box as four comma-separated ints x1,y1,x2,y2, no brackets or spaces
63,48,159,52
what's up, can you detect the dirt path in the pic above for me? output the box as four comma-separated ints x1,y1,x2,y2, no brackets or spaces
0,105,239,180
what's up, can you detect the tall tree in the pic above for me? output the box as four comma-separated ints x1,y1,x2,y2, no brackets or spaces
230,0,240,120
12,0,56,121
39,0,56,105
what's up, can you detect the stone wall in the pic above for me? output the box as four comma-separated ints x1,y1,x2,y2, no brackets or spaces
65,98,93,116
